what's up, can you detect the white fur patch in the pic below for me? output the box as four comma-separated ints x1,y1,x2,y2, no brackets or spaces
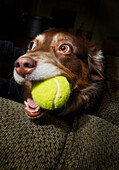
36,34,45,44
52,33,65,43
25,61,61,81
94,50,103,62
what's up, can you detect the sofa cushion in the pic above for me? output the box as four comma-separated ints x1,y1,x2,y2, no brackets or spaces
0,83,119,169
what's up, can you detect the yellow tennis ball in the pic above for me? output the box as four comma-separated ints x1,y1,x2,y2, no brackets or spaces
31,76,71,110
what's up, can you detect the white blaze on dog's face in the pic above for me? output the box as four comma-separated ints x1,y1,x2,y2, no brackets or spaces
14,29,104,117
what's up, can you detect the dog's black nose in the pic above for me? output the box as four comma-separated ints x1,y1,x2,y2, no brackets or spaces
14,57,36,77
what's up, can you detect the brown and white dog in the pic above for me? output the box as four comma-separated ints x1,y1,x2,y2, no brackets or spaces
14,29,104,118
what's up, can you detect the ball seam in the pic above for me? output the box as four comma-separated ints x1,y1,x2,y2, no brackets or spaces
53,77,60,108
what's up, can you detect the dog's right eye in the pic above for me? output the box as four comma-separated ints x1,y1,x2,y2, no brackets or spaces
28,40,37,52
30,42,35,49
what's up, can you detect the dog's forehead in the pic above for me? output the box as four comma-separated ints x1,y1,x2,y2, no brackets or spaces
36,32,73,45
52,33,66,42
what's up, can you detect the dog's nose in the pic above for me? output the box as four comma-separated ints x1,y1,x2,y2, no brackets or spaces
14,57,36,77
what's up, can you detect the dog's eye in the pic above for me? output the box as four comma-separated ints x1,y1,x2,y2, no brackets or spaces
59,44,71,54
30,42,36,50
28,40,37,52
30,42,35,49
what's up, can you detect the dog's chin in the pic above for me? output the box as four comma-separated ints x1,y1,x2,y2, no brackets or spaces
24,98,46,119
25,110,46,119
24,98,66,119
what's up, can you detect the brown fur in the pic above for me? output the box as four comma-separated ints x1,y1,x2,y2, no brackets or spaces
14,29,105,116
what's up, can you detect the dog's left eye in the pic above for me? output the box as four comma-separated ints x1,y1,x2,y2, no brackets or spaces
28,41,37,52
59,44,71,54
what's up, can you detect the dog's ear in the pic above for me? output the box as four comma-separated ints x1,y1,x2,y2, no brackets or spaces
87,42,105,81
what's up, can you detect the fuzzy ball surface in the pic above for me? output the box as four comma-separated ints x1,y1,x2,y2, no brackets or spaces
31,76,71,110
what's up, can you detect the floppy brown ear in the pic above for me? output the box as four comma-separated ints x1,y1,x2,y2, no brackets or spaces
87,42,105,81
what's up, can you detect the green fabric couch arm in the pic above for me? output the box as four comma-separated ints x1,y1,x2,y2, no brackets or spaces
0,96,119,169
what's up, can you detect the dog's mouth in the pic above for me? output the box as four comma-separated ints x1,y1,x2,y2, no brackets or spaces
24,97,66,119
23,75,71,118
24,98,45,118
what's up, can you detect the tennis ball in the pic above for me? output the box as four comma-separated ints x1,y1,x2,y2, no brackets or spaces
31,76,71,110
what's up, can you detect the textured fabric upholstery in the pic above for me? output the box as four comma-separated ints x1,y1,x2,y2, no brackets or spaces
0,82,119,169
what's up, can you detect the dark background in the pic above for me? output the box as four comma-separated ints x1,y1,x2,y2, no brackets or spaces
0,0,119,77
0,0,119,101
0,0,119,47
